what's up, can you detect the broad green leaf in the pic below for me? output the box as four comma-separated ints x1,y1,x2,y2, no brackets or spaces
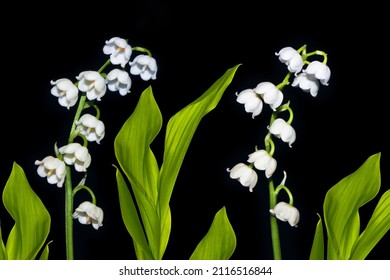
114,86,162,259
324,153,381,259
117,164,160,259
158,64,240,226
158,65,240,258
114,66,239,259
190,207,236,260
350,189,390,259
309,214,324,260
3,162,51,259
115,166,153,259
115,85,162,203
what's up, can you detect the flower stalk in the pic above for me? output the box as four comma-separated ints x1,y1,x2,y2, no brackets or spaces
268,178,281,259
64,166,74,259
34,36,157,260
229,44,330,259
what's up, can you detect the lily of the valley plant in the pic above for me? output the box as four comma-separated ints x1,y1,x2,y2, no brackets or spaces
1,38,389,260
228,45,390,259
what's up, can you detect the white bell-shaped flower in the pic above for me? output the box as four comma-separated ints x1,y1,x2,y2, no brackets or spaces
227,163,258,192
291,72,320,97
73,201,104,230
75,114,105,144
50,78,79,109
275,47,304,73
103,37,132,67
247,149,277,178
58,143,91,172
236,89,263,118
34,156,66,188
129,54,157,81
270,201,300,227
106,68,132,96
268,118,296,147
304,61,331,86
254,82,283,111
76,71,107,101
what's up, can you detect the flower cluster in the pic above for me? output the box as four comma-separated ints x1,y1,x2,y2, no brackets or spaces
228,45,331,228
34,36,157,231
277,46,331,97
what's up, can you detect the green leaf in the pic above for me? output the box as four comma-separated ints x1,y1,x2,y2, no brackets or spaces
309,214,324,260
190,207,236,260
158,65,240,258
38,240,53,260
114,166,153,259
114,65,239,259
0,224,6,260
324,153,381,259
115,85,162,203
114,86,162,259
158,64,240,226
159,205,171,258
350,189,390,259
2,162,51,259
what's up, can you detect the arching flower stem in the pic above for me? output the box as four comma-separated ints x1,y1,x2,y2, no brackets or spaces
264,134,275,156
73,185,97,205
274,185,294,205
132,46,152,56
97,58,111,73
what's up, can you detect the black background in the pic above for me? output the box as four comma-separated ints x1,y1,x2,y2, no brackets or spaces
1,1,389,260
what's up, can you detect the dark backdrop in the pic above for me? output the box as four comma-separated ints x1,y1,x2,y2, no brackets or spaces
1,1,389,260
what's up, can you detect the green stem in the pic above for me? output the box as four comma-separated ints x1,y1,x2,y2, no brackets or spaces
132,46,152,56
73,185,96,204
64,94,88,260
68,94,87,142
65,165,74,260
63,59,111,260
268,178,281,260
98,59,111,73
64,90,88,260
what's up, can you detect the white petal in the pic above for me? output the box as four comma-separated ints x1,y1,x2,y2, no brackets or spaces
269,118,287,135
265,158,277,178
